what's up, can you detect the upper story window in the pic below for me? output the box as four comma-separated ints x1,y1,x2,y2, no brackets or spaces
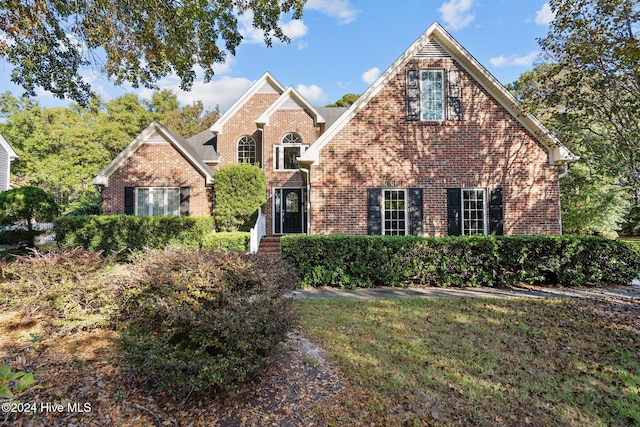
237,135,256,165
420,70,444,121
274,132,308,171
407,68,462,121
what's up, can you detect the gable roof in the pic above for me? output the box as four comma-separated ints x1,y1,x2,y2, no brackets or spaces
92,121,215,186
255,86,326,127
300,22,579,166
210,72,286,134
0,132,18,160
187,130,219,163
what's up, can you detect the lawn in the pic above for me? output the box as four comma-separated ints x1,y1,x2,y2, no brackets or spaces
299,298,640,427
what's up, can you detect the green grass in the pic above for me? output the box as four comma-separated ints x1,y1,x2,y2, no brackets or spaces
299,298,640,426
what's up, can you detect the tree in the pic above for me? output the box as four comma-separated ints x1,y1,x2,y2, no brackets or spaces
536,0,640,233
0,0,306,104
214,164,266,232
0,186,59,247
326,94,360,107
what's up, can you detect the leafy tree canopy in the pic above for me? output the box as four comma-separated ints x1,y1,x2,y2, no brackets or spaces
0,0,306,104
0,90,219,212
326,94,360,107
0,186,58,246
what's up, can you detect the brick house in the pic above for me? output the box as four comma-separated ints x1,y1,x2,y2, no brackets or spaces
93,22,577,237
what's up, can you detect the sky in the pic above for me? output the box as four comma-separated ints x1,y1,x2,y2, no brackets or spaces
0,1,556,113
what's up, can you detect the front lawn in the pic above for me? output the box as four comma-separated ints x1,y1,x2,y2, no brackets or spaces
299,298,640,426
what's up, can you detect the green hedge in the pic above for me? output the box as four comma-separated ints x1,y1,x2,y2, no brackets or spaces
281,234,640,288
202,231,250,252
55,215,220,257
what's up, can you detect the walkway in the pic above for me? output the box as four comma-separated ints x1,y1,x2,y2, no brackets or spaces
288,280,640,300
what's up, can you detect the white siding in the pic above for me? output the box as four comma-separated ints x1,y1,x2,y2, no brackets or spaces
414,39,451,59
0,147,8,191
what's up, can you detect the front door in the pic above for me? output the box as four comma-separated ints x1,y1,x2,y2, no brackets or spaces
274,188,306,234
282,189,303,234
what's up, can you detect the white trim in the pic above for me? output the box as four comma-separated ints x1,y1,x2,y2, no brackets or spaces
299,22,578,166
0,133,18,160
211,72,286,134
419,69,445,122
135,187,180,217
92,121,214,186
461,188,487,236
382,189,409,236
255,86,326,127
272,187,307,235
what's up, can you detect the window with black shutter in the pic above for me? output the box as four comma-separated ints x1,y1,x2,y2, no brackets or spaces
447,188,462,236
489,187,504,235
124,187,134,215
180,187,190,216
406,69,420,121
367,188,382,235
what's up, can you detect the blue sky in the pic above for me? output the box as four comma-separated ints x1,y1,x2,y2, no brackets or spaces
0,0,555,113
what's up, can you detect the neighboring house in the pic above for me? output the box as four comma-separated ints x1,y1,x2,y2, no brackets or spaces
93,22,578,237
0,132,18,191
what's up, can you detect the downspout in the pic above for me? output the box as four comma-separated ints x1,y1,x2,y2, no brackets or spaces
558,163,569,179
298,160,313,235
557,163,569,235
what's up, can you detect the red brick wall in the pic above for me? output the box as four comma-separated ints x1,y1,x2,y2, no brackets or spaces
101,143,212,216
215,90,322,235
309,58,562,236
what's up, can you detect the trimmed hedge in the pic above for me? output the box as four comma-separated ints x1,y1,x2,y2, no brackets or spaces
202,231,250,252
281,234,640,288
55,215,220,257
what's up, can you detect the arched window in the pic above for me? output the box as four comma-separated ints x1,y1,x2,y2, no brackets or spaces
237,136,256,165
274,133,307,170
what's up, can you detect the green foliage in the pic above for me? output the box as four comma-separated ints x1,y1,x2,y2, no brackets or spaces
201,232,250,252
0,186,58,247
282,234,640,289
561,163,631,237
116,248,296,397
326,93,360,107
0,91,220,213
214,164,266,232
0,0,306,104
0,248,116,330
55,215,215,259
0,365,41,400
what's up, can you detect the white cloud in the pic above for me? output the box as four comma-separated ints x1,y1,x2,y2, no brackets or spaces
305,0,360,24
490,51,540,68
296,84,328,106
361,67,380,85
239,11,308,44
535,3,554,25
438,0,476,31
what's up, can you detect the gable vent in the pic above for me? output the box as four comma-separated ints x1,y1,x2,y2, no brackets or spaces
415,39,451,59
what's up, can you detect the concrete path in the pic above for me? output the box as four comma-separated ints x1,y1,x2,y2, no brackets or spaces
288,279,640,300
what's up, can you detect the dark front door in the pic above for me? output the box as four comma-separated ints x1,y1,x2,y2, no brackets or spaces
282,189,303,234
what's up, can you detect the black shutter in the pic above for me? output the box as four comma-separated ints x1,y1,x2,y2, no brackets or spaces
489,187,504,235
447,69,462,120
367,188,382,235
180,187,190,216
406,69,420,121
408,188,423,236
124,187,134,215
446,188,461,236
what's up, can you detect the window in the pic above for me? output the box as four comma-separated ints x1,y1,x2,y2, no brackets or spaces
462,189,486,235
274,132,308,170
420,70,444,121
383,189,408,236
136,187,180,216
237,136,256,165
407,68,462,121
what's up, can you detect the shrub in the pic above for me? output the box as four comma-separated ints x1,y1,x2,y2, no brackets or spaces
201,232,250,252
116,248,297,397
281,234,640,288
214,164,266,231
0,248,117,329
55,215,214,258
